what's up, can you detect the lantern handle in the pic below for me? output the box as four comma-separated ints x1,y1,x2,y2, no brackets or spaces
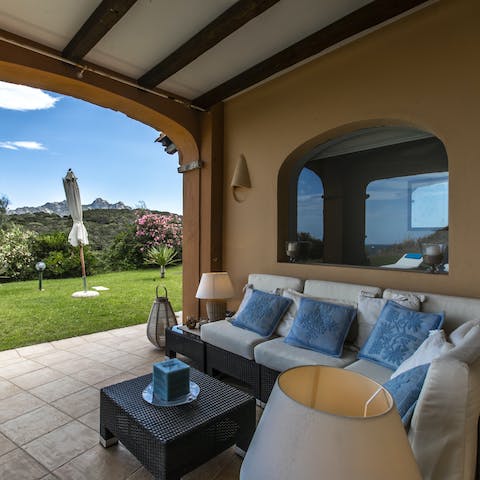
155,286,169,299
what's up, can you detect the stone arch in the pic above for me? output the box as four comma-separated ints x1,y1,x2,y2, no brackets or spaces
0,49,204,315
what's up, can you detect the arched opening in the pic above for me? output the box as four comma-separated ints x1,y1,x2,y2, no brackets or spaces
278,125,449,272
0,54,206,317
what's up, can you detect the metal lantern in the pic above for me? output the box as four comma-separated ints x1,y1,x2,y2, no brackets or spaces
146,286,177,348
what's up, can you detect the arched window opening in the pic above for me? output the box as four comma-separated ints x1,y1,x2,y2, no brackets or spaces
279,126,449,272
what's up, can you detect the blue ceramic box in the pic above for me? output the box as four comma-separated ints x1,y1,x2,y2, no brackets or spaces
152,359,190,401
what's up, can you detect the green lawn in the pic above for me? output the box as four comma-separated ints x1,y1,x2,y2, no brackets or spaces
0,266,182,351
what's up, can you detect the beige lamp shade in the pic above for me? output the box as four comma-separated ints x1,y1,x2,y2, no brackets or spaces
195,272,234,300
240,365,421,480
196,272,234,322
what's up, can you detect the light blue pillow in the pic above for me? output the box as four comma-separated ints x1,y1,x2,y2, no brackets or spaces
231,289,292,337
358,300,444,370
383,363,429,426
284,297,356,357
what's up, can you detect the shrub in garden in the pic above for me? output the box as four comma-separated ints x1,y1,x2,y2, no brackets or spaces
0,224,34,279
108,225,144,270
31,231,95,278
145,245,177,278
135,213,182,259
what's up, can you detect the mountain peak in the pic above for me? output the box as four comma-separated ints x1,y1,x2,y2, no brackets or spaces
8,198,132,216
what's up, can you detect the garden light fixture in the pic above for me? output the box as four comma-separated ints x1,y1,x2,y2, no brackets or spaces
35,261,46,291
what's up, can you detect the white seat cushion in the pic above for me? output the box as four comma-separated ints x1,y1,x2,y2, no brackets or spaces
344,359,394,384
200,320,268,360
254,337,356,372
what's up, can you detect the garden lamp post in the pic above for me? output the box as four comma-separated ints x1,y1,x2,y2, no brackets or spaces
35,261,46,291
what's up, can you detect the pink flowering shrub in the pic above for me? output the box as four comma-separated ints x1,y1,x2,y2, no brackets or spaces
135,213,183,259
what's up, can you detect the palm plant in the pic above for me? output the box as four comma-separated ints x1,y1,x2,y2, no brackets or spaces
145,245,177,278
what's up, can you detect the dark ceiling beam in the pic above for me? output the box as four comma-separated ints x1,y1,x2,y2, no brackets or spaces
137,0,280,89
193,0,432,109
62,0,138,61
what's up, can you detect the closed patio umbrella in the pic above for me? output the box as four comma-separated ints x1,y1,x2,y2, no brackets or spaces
63,169,98,298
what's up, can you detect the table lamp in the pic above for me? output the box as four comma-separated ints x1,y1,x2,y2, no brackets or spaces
195,272,234,322
240,365,421,480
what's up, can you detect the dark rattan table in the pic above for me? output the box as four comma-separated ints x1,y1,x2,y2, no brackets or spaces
100,369,256,480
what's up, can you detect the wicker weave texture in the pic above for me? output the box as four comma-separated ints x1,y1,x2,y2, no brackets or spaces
100,370,255,479
165,328,206,372
260,365,280,403
205,343,260,399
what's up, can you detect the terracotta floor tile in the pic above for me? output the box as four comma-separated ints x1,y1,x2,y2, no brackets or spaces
127,467,153,479
67,343,116,358
52,387,99,418
51,357,99,375
0,359,44,379
0,378,22,400
50,336,88,350
133,346,164,360
80,331,116,343
93,372,136,390
0,405,71,445
0,448,48,480
16,343,55,358
24,421,98,471
103,353,148,370
77,408,99,432
0,392,45,423
0,349,21,364
54,443,140,480
128,362,155,376
11,367,65,390
0,432,16,456
30,377,87,403
70,365,123,385
34,350,82,367
81,349,125,362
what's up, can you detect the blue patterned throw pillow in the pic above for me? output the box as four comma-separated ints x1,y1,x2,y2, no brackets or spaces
284,297,356,357
358,301,444,370
383,363,429,426
231,289,292,337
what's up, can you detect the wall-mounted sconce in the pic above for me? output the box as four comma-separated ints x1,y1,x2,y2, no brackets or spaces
231,154,251,202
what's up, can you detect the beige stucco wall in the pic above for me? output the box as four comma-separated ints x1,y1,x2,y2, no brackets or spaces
223,0,480,304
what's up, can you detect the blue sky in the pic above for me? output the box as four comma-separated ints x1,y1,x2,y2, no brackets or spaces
0,81,182,214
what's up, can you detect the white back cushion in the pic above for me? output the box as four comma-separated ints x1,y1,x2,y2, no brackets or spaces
303,279,381,303
247,274,303,293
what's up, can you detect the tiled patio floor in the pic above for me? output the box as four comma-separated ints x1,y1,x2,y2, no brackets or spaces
0,324,242,479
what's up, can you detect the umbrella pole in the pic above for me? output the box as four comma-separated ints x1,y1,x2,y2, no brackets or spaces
79,244,87,292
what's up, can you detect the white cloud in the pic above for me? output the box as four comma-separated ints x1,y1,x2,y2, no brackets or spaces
0,141,46,151
0,81,59,111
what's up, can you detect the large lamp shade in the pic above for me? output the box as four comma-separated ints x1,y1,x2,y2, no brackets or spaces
195,272,234,322
240,365,421,480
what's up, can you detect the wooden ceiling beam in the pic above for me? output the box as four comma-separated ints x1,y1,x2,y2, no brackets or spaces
193,0,432,109
62,0,138,61
137,0,280,89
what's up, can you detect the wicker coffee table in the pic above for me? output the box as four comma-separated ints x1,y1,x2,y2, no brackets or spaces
100,369,256,480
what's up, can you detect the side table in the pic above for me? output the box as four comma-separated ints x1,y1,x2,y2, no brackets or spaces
165,326,206,372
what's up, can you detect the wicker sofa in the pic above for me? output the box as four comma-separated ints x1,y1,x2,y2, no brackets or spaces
200,273,480,480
